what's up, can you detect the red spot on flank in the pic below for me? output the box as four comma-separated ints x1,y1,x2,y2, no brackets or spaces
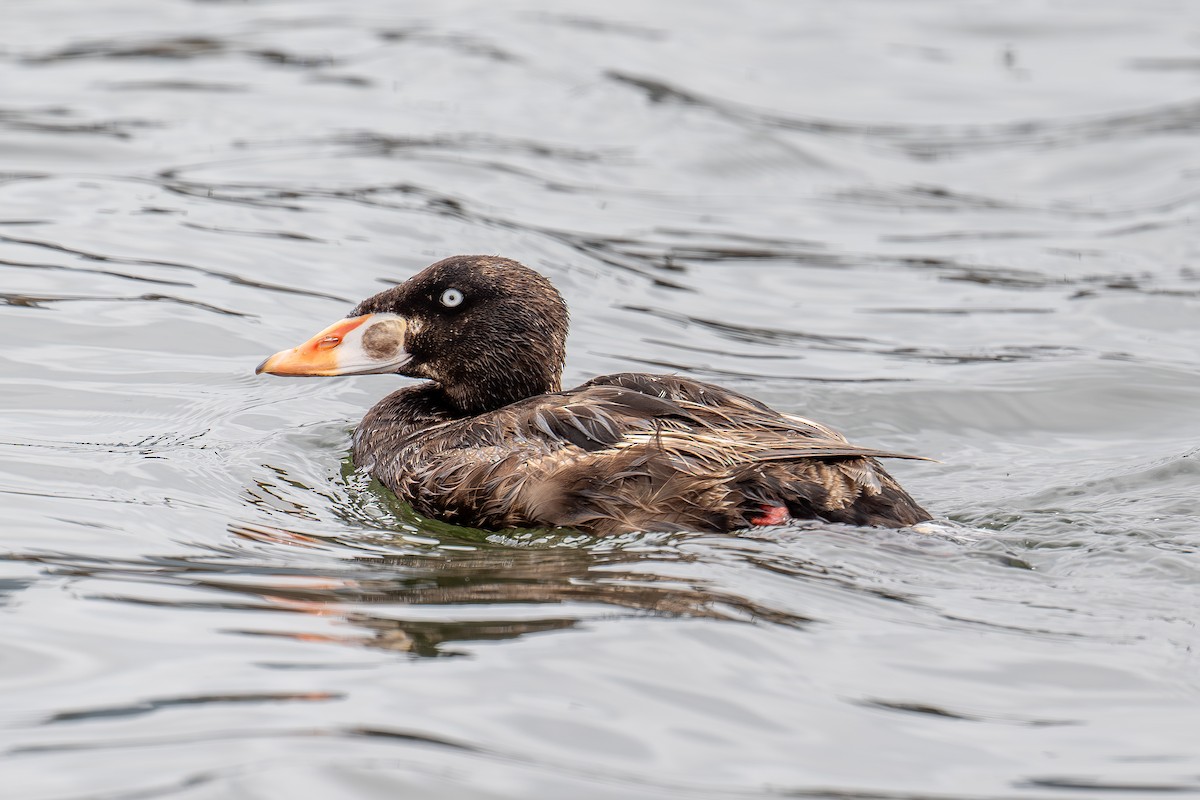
749,503,789,526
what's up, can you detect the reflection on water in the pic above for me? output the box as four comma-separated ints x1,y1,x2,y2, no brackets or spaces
30,499,816,660
3,0,1200,797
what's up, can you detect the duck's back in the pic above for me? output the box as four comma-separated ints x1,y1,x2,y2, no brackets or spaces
353,373,930,535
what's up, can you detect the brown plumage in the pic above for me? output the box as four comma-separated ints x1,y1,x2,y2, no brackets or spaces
259,255,932,535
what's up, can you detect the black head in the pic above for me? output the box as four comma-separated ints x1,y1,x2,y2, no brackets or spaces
350,255,569,415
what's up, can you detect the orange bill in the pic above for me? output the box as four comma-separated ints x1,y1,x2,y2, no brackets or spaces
256,313,411,376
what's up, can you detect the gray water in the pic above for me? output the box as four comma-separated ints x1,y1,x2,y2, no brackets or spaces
2,1,1199,797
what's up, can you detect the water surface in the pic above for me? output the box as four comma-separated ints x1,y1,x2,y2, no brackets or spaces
2,1,1199,797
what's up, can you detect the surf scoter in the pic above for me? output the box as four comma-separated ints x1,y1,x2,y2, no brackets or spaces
257,255,930,534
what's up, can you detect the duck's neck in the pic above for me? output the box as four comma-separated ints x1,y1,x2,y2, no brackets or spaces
439,373,562,418
359,373,560,438
350,384,448,470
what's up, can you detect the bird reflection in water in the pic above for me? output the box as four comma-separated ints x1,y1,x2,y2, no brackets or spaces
227,519,808,657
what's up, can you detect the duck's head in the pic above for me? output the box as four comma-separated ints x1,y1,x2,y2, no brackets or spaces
257,255,569,415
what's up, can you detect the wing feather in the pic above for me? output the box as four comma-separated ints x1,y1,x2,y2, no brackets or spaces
378,372,928,531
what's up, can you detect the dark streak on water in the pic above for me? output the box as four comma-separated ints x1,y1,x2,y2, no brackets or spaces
1,1,1199,798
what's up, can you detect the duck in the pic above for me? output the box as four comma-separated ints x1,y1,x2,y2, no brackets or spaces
256,255,931,535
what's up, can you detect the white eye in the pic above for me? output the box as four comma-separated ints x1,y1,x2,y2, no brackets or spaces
439,288,463,308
